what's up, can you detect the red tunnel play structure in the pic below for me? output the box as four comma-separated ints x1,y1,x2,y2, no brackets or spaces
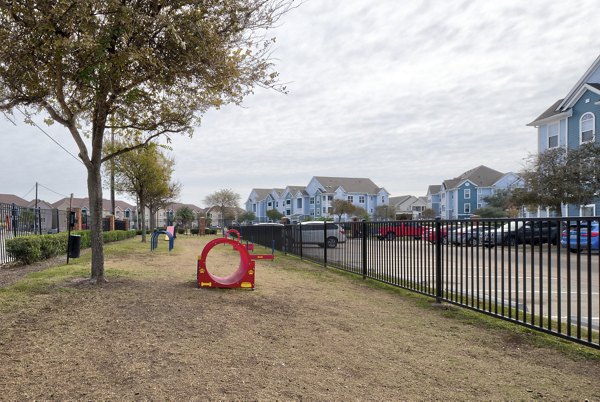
197,237,255,289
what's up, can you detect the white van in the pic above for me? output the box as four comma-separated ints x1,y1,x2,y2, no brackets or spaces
299,221,346,248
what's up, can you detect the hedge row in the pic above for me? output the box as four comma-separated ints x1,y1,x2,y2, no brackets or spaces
5,230,137,265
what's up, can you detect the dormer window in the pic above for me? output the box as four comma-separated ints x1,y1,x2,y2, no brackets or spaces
580,112,595,143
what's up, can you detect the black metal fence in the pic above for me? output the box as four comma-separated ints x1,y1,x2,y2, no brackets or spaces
236,218,600,349
0,202,71,265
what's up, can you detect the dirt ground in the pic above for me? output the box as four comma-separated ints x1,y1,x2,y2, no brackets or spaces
0,235,599,400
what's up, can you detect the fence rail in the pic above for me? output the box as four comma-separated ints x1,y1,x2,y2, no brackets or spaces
235,217,600,349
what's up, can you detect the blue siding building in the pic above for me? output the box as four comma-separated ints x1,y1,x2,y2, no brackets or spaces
434,165,523,219
246,176,390,222
528,53,600,216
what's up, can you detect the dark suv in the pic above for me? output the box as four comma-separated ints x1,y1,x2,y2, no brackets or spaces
484,220,560,246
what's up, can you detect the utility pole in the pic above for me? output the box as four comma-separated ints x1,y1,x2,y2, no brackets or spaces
35,182,38,234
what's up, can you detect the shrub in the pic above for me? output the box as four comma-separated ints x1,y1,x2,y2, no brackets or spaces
177,227,185,235
40,234,67,259
5,229,137,265
190,228,199,235
6,236,42,264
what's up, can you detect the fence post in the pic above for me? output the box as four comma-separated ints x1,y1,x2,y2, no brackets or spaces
435,217,443,303
323,221,327,267
362,219,367,279
299,223,303,260
11,203,17,237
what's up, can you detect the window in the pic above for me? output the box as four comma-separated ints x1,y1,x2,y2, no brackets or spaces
327,195,333,201
580,112,595,143
252,204,256,212
348,195,354,203
548,123,559,148
286,209,291,216
310,197,314,205
267,202,272,207
297,198,302,208
322,207,326,214
310,209,314,216
581,204,595,217
275,202,279,208
464,204,471,214
322,195,326,201
464,189,470,199
286,199,291,205
359,195,365,203
381,196,385,203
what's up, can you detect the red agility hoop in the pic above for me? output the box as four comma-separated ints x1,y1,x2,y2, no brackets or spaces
197,237,254,289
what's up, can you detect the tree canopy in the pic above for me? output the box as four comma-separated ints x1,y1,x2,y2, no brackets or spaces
517,143,600,215
110,141,177,242
331,199,356,222
204,188,241,226
0,0,294,282
175,206,195,229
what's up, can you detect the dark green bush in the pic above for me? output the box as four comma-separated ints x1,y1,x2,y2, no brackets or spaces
177,227,185,235
6,236,42,264
190,228,199,235
40,234,67,259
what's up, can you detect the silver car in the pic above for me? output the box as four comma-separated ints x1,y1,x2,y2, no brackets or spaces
299,221,347,248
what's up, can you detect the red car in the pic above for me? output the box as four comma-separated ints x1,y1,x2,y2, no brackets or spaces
378,222,425,240
423,226,448,243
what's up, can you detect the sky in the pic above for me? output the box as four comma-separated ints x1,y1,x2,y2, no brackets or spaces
2,0,600,208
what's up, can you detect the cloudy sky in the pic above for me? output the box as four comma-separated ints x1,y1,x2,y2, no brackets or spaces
3,0,600,207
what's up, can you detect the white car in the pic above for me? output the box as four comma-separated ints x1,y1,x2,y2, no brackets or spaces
299,221,346,248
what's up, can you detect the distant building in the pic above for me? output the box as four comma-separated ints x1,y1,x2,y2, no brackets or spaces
246,176,390,222
433,165,523,219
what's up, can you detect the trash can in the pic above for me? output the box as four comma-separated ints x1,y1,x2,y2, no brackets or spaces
68,234,81,258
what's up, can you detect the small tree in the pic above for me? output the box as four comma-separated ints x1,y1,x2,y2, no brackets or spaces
266,208,284,223
175,206,194,230
110,142,177,242
374,205,396,220
352,206,370,221
517,143,600,215
238,211,256,224
422,208,436,219
331,199,356,222
204,189,241,227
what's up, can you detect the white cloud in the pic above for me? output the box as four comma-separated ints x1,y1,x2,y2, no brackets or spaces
2,0,600,206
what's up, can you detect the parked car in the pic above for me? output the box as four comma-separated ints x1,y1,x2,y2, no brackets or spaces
455,226,485,246
424,226,447,243
377,222,425,241
484,220,560,247
299,221,346,248
518,220,561,245
560,221,599,252
482,222,524,247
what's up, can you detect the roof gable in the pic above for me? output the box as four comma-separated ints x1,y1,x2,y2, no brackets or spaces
313,176,381,194
443,165,504,190
558,53,600,112
0,194,29,207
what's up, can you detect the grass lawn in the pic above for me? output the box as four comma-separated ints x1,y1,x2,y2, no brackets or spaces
0,235,599,400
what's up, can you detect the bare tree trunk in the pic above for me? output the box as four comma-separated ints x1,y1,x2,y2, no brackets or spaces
140,196,147,243
87,163,106,284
